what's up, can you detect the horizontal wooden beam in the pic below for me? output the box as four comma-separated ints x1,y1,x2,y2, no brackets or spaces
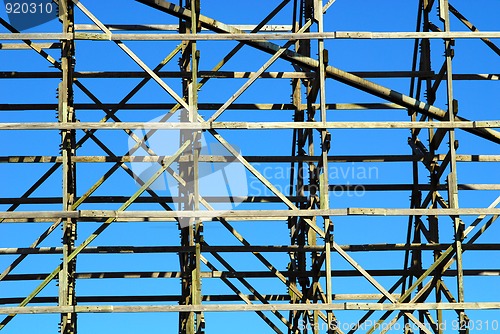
1,182,499,206
0,196,306,205
0,42,61,50
4,269,499,281
0,293,399,305
0,103,403,110
1,208,500,220
2,71,497,80
0,71,316,79
1,121,499,130
3,31,500,41
0,243,498,255
0,302,499,314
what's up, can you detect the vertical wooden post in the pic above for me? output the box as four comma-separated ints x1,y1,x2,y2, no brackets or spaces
59,1,77,333
441,1,467,332
179,0,203,333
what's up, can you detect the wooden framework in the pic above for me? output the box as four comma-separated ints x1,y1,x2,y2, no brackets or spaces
0,0,499,333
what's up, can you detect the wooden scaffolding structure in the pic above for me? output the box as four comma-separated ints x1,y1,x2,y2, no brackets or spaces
0,0,499,333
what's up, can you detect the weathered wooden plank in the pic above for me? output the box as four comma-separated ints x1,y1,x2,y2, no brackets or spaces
1,208,500,220
1,243,499,255
0,43,61,50
0,102,405,110
0,302,499,314
3,31,500,42
4,268,499,282
0,120,499,130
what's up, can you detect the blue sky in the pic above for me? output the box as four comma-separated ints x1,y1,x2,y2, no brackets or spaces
0,0,499,333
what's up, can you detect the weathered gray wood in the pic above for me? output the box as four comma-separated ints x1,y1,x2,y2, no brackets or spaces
0,302,499,314
0,43,61,50
1,243,499,255
3,71,498,80
4,268,499,282
0,102,405,110
1,208,500,220
1,120,499,130
2,31,500,41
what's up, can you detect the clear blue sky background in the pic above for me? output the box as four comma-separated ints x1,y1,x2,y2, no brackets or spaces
0,0,499,333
